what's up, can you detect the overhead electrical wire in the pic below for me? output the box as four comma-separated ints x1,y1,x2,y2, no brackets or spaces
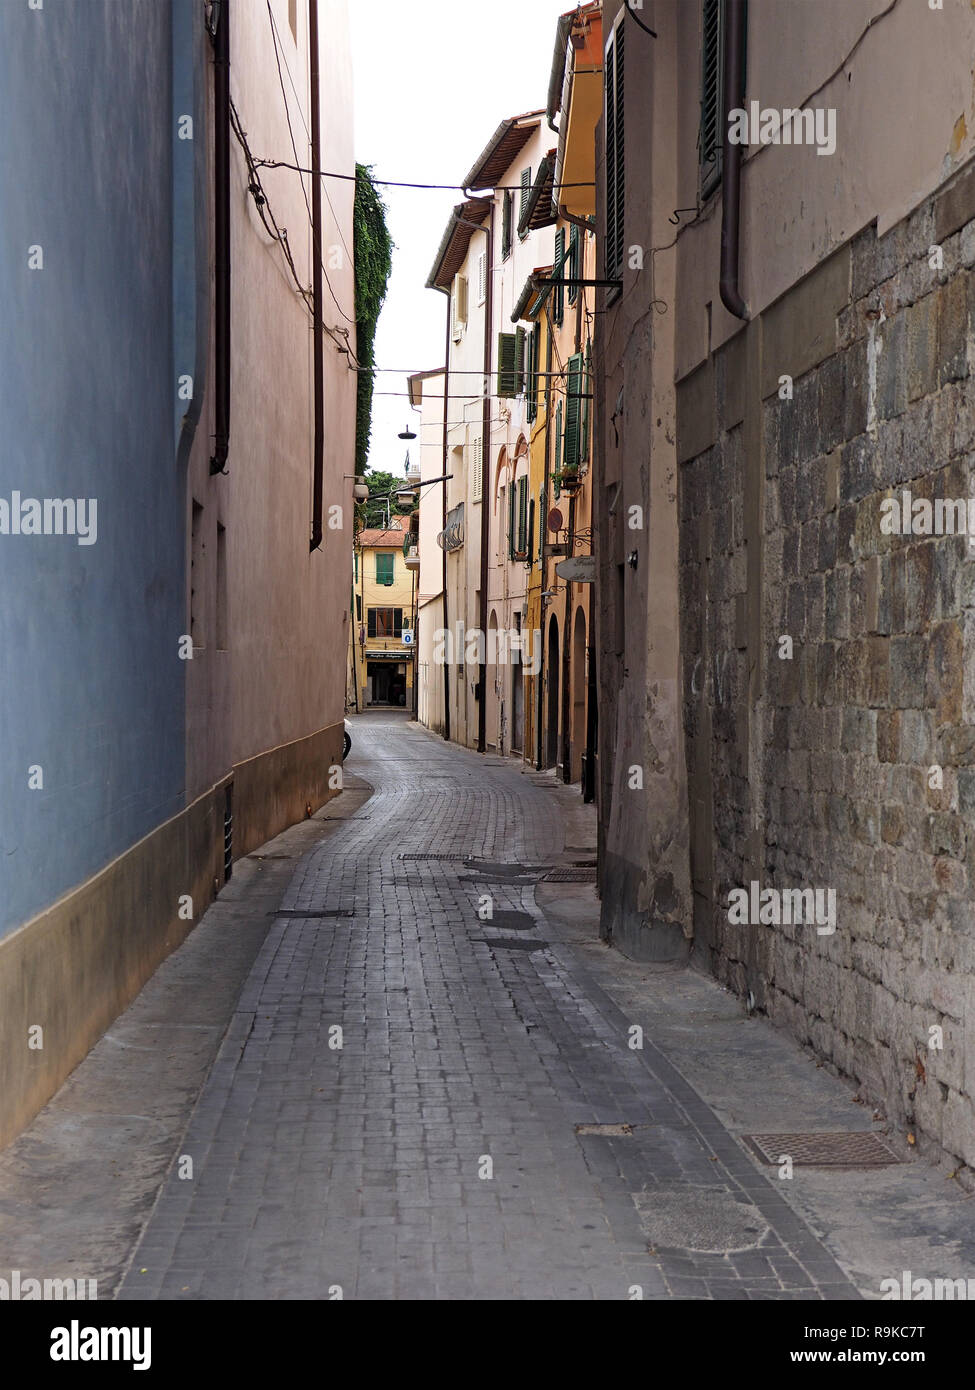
251,157,595,194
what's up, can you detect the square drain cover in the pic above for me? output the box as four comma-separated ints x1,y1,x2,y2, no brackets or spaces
575,1123,633,1136
545,867,597,882
742,1131,904,1167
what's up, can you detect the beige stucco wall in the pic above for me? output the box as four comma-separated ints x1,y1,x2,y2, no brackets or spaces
675,0,975,379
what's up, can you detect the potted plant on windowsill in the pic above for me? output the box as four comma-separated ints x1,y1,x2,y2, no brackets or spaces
555,464,581,491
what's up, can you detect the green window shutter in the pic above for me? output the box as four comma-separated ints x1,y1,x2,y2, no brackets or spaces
376,552,394,585
606,24,625,282
502,190,513,260
527,498,535,565
554,399,563,497
554,228,565,326
564,352,583,470
497,332,518,397
526,326,537,423
700,0,724,198
581,341,591,463
508,481,516,560
567,225,580,305
518,476,528,553
519,167,532,230
538,489,545,559
515,326,526,394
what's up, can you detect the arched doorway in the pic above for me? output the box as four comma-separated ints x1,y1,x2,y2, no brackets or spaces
546,615,560,770
571,607,587,782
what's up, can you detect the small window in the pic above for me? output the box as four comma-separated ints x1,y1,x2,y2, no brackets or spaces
476,251,487,305
191,499,205,649
216,522,227,650
605,18,625,284
516,475,528,555
472,436,483,502
497,332,518,398
376,552,394,586
502,190,513,261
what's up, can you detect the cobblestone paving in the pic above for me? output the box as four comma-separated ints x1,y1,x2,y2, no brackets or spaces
119,716,858,1301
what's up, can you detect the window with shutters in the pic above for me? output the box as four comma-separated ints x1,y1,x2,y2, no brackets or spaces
581,341,591,465
564,353,584,471
507,482,516,560
502,190,513,261
368,607,403,638
515,327,526,395
553,228,565,327
476,251,487,305
527,498,535,566
537,489,545,559
605,19,625,286
700,0,725,199
518,168,532,238
375,552,394,586
567,225,580,305
516,475,528,555
497,332,518,398
553,399,563,497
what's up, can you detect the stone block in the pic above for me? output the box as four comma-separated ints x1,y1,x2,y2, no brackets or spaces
889,634,928,707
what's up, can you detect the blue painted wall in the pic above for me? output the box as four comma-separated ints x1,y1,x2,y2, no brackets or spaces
0,0,187,935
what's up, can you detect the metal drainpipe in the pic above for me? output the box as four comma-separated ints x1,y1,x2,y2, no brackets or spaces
309,0,326,548
210,0,230,475
719,0,749,322
477,207,495,754
437,286,451,742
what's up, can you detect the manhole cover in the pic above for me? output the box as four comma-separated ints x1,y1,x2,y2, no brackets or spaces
462,860,548,877
475,910,536,932
272,909,354,919
400,853,468,861
473,938,549,952
632,1190,769,1253
545,867,597,882
742,1131,904,1167
575,1123,633,1136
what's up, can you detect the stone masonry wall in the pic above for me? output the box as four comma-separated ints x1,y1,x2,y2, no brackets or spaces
680,169,975,1178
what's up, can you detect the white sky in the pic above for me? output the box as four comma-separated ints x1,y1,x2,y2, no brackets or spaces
350,0,567,476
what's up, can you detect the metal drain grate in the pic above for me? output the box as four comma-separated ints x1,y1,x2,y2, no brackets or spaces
575,1123,633,1136
545,867,597,882
400,853,468,861
742,1131,905,1167
272,909,354,919
473,937,549,952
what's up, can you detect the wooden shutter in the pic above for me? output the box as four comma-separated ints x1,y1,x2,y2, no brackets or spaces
519,167,532,229
477,251,487,304
606,22,625,282
554,228,565,325
376,552,394,585
564,353,583,470
502,190,513,260
517,476,528,553
515,326,526,394
497,332,518,397
581,341,591,463
527,498,535,565
526,326,537,423
472,436,483,500
568,225,580,305
554,399,563,496
508,480,516,560
700,0,724,197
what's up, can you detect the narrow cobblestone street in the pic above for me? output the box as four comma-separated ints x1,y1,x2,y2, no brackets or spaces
108,714,856,1301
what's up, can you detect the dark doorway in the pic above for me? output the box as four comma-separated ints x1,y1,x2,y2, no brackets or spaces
511,616,525,755
546,616,560,769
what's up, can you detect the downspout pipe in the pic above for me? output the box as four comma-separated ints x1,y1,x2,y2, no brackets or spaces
719,0,749,322
309,0,325,549
210,0,230,474
477,207,495,754
439,287,451,742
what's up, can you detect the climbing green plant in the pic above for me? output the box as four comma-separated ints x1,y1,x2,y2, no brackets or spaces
354,164,394,477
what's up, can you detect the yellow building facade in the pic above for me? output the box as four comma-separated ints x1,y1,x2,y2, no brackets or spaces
349,515,418,710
